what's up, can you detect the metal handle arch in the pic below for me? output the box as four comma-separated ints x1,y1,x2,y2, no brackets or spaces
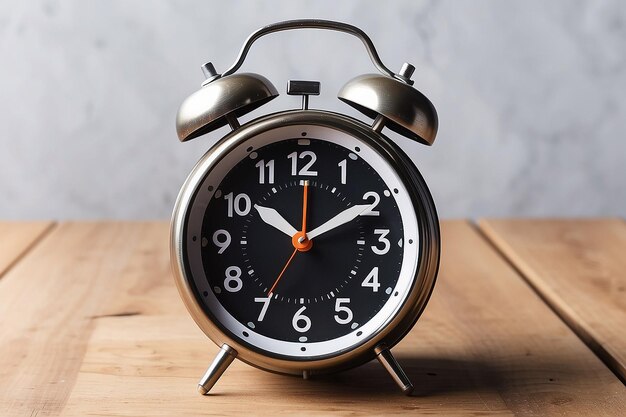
220,19,400,80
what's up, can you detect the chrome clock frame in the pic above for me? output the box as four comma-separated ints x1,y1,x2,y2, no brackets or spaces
171,110,440,395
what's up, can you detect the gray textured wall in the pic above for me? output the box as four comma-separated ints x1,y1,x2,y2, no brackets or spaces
1,0,624,219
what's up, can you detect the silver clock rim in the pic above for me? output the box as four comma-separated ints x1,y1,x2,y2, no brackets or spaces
170,110,440,375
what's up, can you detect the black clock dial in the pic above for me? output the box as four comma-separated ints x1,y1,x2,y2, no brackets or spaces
188,137,406,345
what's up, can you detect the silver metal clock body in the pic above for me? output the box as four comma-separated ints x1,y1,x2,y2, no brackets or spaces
171,110,440,383
171,19,441,395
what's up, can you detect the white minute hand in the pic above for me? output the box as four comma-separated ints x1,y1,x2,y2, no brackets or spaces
307,204,370,240
254,204,298,237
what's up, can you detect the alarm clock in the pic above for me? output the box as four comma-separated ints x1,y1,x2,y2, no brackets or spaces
171,19,440,396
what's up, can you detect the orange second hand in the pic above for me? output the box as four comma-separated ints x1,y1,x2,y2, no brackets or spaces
267,247,298,296
268,181,309,297
301,181,309,234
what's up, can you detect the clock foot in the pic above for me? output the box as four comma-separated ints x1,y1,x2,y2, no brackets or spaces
197,344,237,395
374,344,414,395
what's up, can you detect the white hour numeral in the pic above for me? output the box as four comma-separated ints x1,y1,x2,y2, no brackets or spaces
361,267,380,292
338,159,347,184
254,296,272,321
224,192,251,217
287,151,317,176
223,266,243,292
334,298,353,325
371,229,390,255
255,159,275,184
292,306,312,333
361,191,380,216
212,229,231,254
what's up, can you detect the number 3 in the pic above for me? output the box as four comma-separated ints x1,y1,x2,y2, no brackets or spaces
371,229,390,255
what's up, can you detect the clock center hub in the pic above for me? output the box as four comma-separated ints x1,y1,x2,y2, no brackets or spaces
292,231,312,252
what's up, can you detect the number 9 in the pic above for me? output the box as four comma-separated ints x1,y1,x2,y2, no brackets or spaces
212,229,231,254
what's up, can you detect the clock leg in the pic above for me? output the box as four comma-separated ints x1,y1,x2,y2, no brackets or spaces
197,344,238,395
374,344,414,395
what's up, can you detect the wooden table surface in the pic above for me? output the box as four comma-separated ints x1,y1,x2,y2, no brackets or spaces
1,220,625,416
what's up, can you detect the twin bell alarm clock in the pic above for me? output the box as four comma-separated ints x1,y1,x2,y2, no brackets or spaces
170,19,440,395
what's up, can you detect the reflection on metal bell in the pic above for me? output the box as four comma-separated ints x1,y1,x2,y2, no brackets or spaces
338,74,438,145
176,72,279,142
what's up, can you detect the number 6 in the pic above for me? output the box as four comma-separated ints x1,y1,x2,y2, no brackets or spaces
292,306,311,333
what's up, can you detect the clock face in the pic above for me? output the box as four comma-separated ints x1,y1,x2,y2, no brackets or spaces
181,124,420,358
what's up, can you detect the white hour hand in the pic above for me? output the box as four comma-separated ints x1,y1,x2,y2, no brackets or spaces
307,204,370,240
254,204,298,237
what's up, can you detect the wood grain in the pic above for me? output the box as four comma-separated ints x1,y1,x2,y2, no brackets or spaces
0,222,183,417
479,218,626,383
0,221,53,277
1,221,625,416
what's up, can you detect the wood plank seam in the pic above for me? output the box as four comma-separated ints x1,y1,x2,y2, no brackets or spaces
473,220,626,386
0,222,179,416
0,222,57,281
54,221,626,415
